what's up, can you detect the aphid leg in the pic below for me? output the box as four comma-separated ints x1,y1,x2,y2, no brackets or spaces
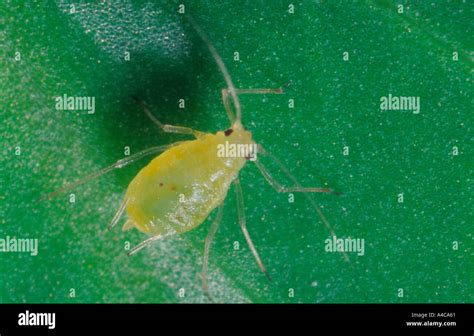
108,197,129,231
233,177,272,281
256,144,350,264
254,160,338,194
44,144,174,201
127,234,165,256
133,97,205,138
202,205,224,295
229,88,284,95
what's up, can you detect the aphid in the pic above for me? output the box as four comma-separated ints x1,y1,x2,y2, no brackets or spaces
47,17,343,295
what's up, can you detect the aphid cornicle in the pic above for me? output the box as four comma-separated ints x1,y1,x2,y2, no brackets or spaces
48,16,343,295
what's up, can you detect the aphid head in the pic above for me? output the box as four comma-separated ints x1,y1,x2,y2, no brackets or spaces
223,123,253,144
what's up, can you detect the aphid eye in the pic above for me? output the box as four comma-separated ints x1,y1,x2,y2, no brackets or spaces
224,128,233,136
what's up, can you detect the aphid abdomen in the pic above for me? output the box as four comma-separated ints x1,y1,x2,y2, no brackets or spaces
124,133,246,236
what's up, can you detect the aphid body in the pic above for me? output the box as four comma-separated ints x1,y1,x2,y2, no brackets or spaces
125,126,253,236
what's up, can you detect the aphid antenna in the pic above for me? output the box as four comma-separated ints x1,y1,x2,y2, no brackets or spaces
185,15,242,128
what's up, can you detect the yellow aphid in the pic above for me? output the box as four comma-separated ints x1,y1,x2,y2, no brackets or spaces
47,16,343,295
124,126,253,236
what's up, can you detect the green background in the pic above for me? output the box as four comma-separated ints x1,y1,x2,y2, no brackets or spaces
1,1,472,303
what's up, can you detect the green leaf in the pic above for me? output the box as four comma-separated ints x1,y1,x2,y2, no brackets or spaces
2,1,471,303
